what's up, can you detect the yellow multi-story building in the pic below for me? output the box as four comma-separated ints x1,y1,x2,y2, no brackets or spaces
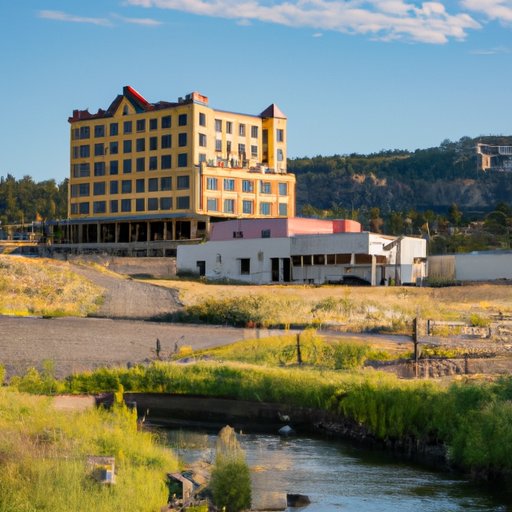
67,86,295,250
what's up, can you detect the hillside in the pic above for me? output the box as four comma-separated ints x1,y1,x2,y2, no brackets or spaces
290,136,512,214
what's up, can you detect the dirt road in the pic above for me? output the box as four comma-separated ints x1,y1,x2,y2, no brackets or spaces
0,315,284,378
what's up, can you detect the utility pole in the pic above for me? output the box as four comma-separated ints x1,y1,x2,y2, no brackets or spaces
296,333,302,366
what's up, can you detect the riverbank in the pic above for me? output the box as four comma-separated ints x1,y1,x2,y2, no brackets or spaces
10,361,512,482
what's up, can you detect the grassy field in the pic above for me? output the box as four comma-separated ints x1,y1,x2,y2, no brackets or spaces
148,278,512,332
0,387,178,512
0,256,102,317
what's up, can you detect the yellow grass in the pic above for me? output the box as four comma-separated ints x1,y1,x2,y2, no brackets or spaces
0,255,103,317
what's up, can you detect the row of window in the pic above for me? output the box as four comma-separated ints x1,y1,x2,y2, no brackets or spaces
72,154,188,178
72,115,187,140
214,119,260,138
70,176,188,197
206,178,288,195
72,132,190,158
71,196,190,215
214,140,258,157
206,198,287,216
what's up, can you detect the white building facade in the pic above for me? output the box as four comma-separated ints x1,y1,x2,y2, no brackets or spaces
177,219,426,285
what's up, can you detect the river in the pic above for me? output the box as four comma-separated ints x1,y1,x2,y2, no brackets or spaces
167,430,511,512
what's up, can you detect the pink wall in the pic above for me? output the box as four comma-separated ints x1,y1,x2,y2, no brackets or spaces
210,218,362,241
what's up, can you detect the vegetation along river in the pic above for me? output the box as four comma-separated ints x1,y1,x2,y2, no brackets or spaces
168,430,511,512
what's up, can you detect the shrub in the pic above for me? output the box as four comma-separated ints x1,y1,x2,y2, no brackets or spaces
333,342,370,369
210,426,251,512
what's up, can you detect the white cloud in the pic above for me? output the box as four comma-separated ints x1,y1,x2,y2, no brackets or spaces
470,45,511,55
38,10,162,28
461,0,512,24
125,0,481,43
38,10,111,26
312,32,323,37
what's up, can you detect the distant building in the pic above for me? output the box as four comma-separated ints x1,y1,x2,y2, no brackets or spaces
64,86,295,253
428,251,512,282
177,218,426,285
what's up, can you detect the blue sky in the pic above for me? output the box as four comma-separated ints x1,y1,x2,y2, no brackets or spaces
1,0,512,183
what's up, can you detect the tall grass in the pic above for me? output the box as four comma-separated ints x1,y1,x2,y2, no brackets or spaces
0,255,102,317
0,388,178,512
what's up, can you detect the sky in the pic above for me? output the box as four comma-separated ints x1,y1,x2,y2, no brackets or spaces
1,0,512,183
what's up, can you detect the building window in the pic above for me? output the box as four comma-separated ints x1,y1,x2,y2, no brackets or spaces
206,177,218,190
94,143,105,156
70,204,78,214
123,140,132,153
207,198,218,211
178,153,188,167
242,200,253,214
121,180,132,193
93,201,106,214
251,145,258,157
178,133,187,147
93,181,105,196
161,155,172,169
94,162,106,176
94,125,105,138
110,181,118,194
123,159,132,173
215,139,222,152
279,203,288,216
110,123,118,136
161,134,171,149
121,199,131,212
136,157,145,172
261,229,271,238
123,121,132,134
279,183,288,195
240,258,250,275
160,197,172,210
226,121,232,134
215,119,222,132
162,115,171,129
110,141,118,155
70,185,79,198
73,163,90,177
199,133,207,147
199,112,206,126
238,144,246,157
178,114,187,126
109,161,118,175
136,138,145,152
276,129,284,142
227,141,232,154
176,196,190,209
110,200,118,213
260,181,271,194
79,202,90,214
224,179,235,191
260,202,271,215
136,198,145,212
224,199,235,213
277,149,284,161
242,180,253,193
239,124,246,137
177,175,190,189
148,197,158,211
136,179,145,193
79,145,90,158
71,183,89,197
79,126,90,139
136,119,145,132
149,118,158,130
251,126,258,138
199,153,206,163
148,178,158,192
149,156,158,170
150,136,158,151
160,176,172,191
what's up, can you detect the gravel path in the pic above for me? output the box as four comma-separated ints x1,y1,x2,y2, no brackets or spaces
0,315,283,378
71,265,183,319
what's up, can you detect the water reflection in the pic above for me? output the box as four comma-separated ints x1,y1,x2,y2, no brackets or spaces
166,431,511,512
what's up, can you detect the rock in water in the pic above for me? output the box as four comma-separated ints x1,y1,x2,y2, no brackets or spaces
278,425,295,436
287,493,311,507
